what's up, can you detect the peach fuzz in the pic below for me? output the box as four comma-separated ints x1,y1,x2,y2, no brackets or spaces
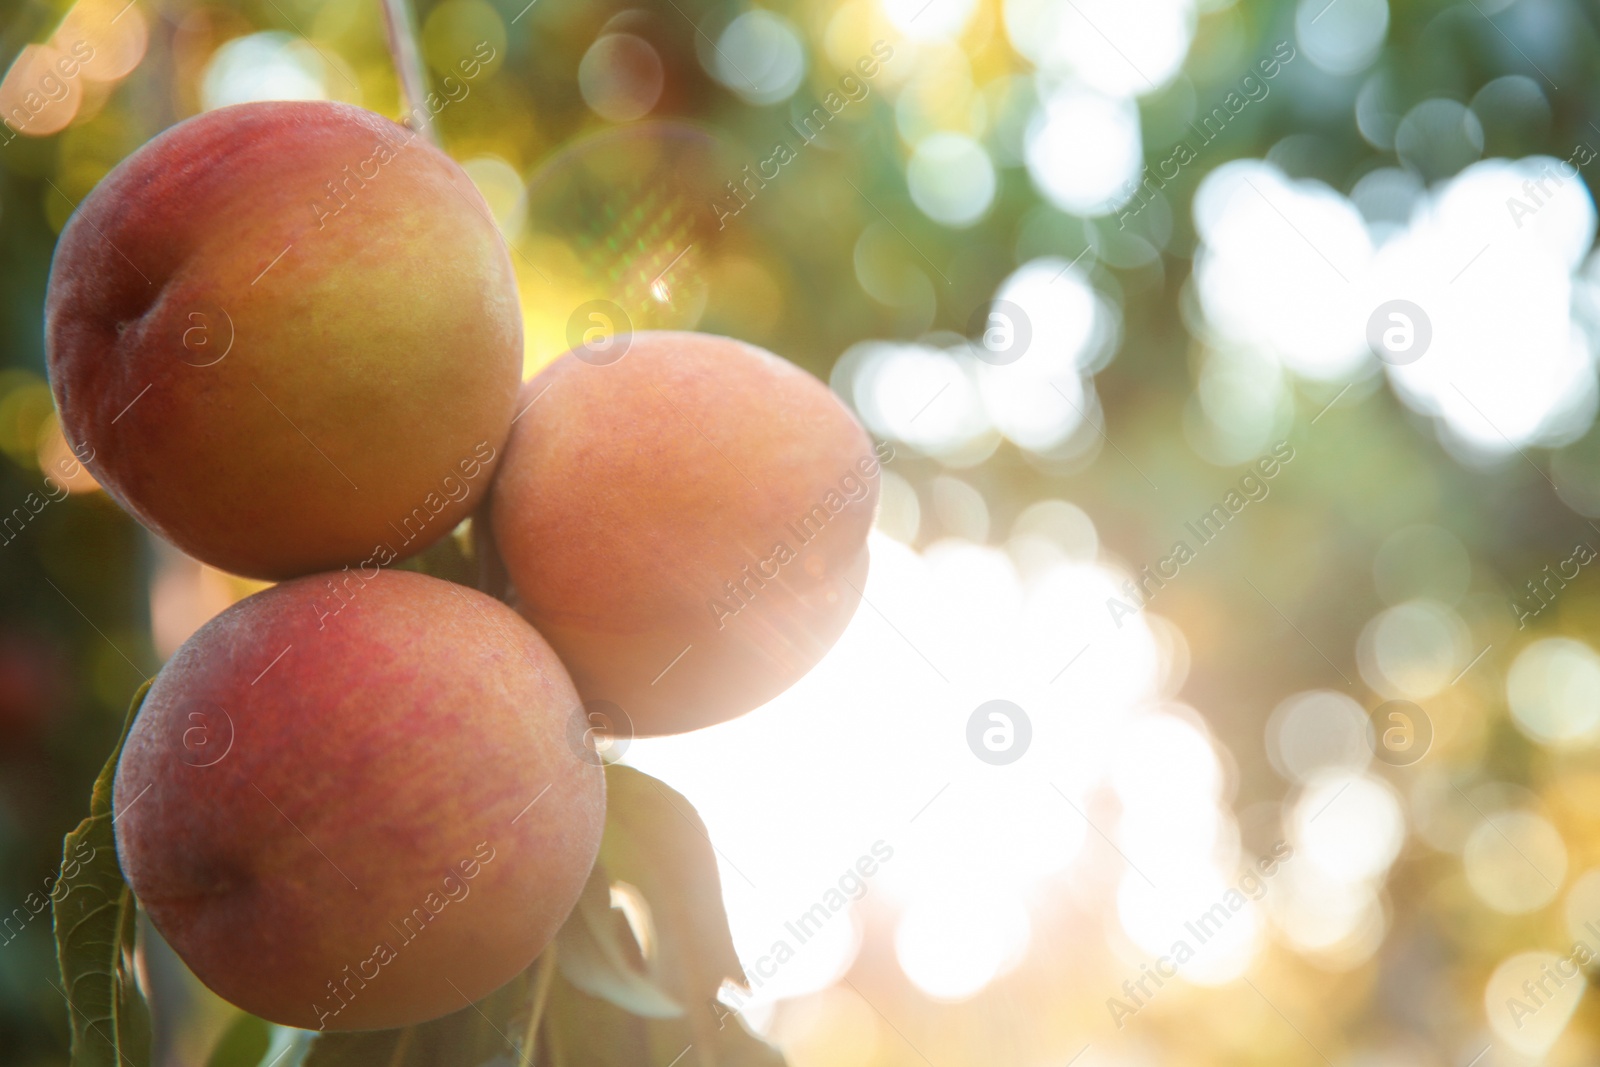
45,100,521,579
112,569,603,1030
490,331,880,736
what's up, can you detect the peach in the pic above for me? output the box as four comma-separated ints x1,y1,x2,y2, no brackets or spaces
490,331,882,735
45,100,521,580
112,569,603,1031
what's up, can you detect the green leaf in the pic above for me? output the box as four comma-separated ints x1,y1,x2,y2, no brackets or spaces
543,956,785,1067
543,972,652,1067
302,967,534,1067
556,857,681,1017
53,679,154,1067
207,1014,273,1067
555,859,683,1018
597,765,787,1067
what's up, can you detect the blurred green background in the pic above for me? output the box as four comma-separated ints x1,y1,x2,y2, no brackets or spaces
10,0,1600,1063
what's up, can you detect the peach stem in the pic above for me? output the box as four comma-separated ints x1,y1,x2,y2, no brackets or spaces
377,0,439,146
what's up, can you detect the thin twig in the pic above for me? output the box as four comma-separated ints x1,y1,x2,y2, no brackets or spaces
378,0,439,146
521,947,559,1066
385,1027,416,1067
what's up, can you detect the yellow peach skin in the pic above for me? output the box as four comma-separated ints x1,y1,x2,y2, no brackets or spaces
490,331,881,736
45,100,521,579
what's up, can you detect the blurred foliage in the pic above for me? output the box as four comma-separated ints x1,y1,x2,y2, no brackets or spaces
11,0,1600,1065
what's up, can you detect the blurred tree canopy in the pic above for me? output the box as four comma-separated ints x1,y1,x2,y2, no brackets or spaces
10,0,1600,1064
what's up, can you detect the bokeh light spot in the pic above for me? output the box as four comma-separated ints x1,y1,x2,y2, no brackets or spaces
579,33,665,123
711,11,806,106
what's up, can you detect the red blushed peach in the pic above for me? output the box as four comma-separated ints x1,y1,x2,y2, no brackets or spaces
489,331,881,736
113,570,603,1031
45,100,521,580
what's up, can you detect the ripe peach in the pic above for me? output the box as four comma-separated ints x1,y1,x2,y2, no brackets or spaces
113,569,603,1031
45,100,521,580
490,331,882,735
